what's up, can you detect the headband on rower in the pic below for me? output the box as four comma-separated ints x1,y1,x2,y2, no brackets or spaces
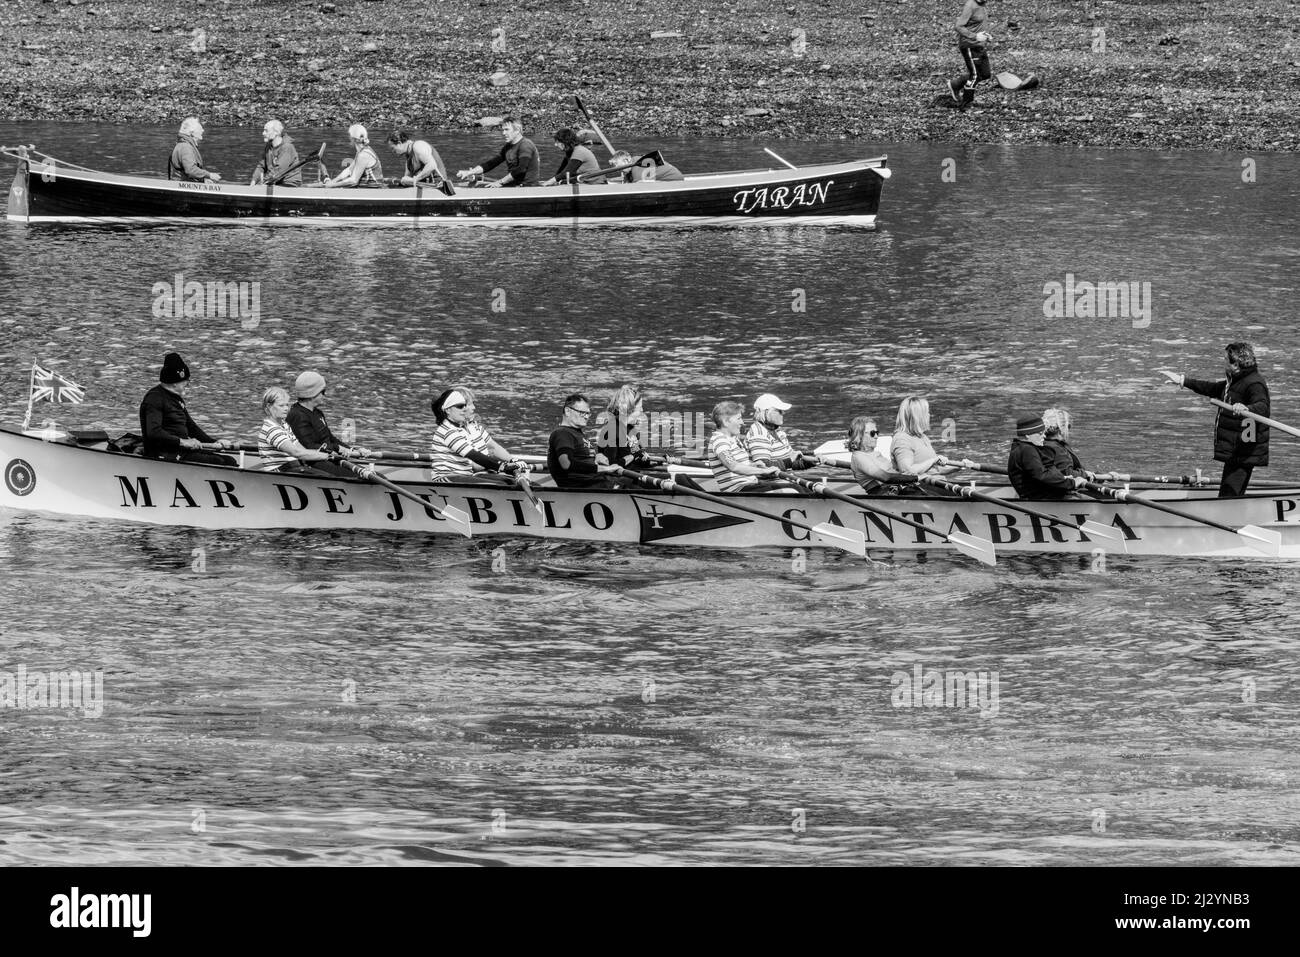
442,390,468,410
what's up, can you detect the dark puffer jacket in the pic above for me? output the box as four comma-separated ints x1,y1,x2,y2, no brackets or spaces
1182,368,1270,467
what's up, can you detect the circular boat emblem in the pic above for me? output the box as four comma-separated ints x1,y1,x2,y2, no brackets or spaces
4,459,36,496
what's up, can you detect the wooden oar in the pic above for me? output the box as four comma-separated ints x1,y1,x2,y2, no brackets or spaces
1080,480,1280,556
918,476,1128,547
777,471,996,566
1209,398,1300,440
265,142,325,187
574,94,618,158
337,460,472,537
613,466,867,557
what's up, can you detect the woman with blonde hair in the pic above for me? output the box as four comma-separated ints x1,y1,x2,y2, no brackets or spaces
258,386,361,477
596,384,664,472
891,395,959,477
312,123,383,187
847,416,920,495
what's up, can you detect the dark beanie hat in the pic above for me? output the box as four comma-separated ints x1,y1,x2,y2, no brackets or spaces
1016,415,1045,436
161,352,191,384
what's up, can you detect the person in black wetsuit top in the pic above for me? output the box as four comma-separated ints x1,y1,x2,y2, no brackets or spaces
138,352,234,465
456,116,540,187
548,393,621,488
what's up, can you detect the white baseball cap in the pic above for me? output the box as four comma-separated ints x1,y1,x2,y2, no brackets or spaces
753,393,792,412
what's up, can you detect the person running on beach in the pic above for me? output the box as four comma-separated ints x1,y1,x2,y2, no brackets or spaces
946,0,994,108
250,119,301,186
456,116,540,188
1159,342,1271,497
167,118,221,183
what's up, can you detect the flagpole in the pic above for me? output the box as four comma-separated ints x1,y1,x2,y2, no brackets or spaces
22,359,36,431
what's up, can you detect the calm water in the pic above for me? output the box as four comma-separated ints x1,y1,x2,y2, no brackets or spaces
1,122,1298,865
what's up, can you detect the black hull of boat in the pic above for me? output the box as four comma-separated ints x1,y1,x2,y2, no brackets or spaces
6,153,889,226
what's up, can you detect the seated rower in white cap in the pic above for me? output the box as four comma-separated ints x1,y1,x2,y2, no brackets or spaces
286,371,371,477
429,388,529,484
309,124,383,187
746,393,822,472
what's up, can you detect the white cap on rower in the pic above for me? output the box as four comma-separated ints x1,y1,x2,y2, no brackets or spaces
753,393,792,412
347,123,369,144
179,117,203,137
442,390,468,410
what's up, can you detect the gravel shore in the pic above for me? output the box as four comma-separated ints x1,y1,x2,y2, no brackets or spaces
0,0,1294,150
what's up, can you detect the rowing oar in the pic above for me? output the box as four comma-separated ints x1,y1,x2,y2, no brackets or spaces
337,460,473,537
1208,398,1300,440
574,94,618,158
265,142,325,187
917,476,1128,549
942,456,1300,489
776,471,996,566
1079,480,1280,556
612,466,867,557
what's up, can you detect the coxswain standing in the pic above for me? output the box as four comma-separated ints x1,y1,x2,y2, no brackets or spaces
1159,341,1271,497
138,352,234,465
428,388,528,484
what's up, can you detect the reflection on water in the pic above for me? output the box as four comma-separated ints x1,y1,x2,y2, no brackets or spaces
2,124,1300,864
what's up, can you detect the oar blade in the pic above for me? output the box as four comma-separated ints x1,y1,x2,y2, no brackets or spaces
946,532,997,567
1081,519,1124,544
1237,524,1282,556
811,522,867,557
440,504,473,539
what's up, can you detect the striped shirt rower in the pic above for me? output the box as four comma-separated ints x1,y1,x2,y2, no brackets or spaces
429,387,527,483
707,400,796,494
745,392,821,471
258,386,370,477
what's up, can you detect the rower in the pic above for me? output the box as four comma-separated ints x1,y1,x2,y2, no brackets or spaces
891,395,959,478
596,385,664,472
457,116,540,187
429,388,527,484
547,393,621,488
542,128,604,186
250,119,301,186
167,118,221,183
258,386,367,476
708,401,794,493
1040,408,1096,481
138,352,234,465
387,130,450,187
447,383,522,464
1007,415,1087,500
311,124,382,187
286,371,371,477
746,393,821,472
846,415,919,495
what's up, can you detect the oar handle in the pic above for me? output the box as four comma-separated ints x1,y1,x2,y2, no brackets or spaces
1209,398,1300,439
920,475,1089,531
1080,480,1243,534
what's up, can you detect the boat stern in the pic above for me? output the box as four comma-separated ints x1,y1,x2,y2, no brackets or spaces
6,146,30,222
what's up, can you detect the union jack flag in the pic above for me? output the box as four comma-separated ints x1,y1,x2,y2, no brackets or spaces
30,362,85,404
